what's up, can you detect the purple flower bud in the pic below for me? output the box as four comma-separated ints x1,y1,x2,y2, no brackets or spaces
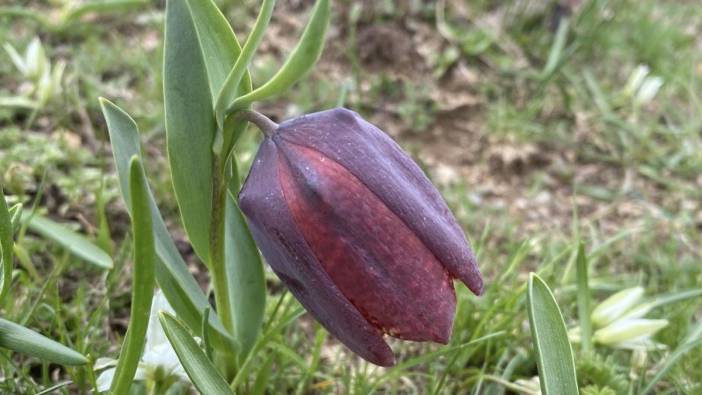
239,108,483,366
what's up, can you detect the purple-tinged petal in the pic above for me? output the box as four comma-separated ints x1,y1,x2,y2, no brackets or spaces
239,139,395,366
277,141,456,343
277,108,484,295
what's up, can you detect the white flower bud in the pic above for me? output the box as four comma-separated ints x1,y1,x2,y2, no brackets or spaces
591,287,645,327
593,318,668,346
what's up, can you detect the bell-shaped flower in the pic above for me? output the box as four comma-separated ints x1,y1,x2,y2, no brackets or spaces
239,108,484,366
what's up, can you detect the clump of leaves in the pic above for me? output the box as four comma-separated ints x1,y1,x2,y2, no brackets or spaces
575,353,628,395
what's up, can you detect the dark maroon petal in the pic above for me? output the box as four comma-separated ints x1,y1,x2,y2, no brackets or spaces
239,139,395,366
276,108,484,295
277,141,456,343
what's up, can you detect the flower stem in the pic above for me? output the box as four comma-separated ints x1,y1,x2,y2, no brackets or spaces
210,154,232,334
233,109,278,137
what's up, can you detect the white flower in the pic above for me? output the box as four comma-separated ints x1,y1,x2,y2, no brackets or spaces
591,287,644,327
634,77,663,105
623,64,664,105
593,318,668,348
96,290,190,392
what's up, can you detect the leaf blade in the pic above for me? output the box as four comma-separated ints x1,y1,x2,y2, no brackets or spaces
527,273,579,395
0,187,13,303
110,157,156,395
99,98,233,349
184,0,252,103
214,0,276,125
163,0,216,263
228,0,330,111
23,211,113,270
159,313,235,395
575,241,592,353
225,162,266,359
0,317,88,366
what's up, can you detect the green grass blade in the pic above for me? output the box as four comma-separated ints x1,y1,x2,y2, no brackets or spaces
34,381,71,395
370,331,506,390
0,317,87,366
214,0,276,126
99,98,233,350
250,353,275,395
540,17,570,80
63,0,147,23
228,0,330,111
641,320,702,394
647,289,702,309
159,313,235,395
0,187,13,303
23,211,113,270
163,0,216,263
110,157,156,395
575,242,592,353
527,273,579,395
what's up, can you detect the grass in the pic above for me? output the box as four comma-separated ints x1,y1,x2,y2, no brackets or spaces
1,0,701,393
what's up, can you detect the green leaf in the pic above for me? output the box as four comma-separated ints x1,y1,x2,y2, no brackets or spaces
225,161,266,361
0,317,87,366
227,0,330,112
540,17,570,80
184,0,252,104
214,0,276,126
575,242,592,353
159,313,235,395
23,211,113,270
163,0,217,263
527,273,579,395
99,98,233,350
63,0,148,24
0,187,13,303
110,157,156,395
182,0,252,156
641,320,702,394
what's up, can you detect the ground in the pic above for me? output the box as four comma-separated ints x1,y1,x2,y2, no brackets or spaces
0,0,701,394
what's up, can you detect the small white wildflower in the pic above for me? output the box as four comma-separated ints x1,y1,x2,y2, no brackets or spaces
623,65,650,97
634,76,663,105
591,287,645,327
96,290,190,393
593,318,668,346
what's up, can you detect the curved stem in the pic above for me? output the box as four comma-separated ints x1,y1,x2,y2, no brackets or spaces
234,110,278,137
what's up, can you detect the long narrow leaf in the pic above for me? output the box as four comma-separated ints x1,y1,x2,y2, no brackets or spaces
110,157,156,395
159,313,235,395
227,0,330,111
0,317,87,366
184,0,252,104
214,0,276,125
641,320,702,394
575,242,592,353
164,0,217,263
225,163,265,360
527,273,579,395
99,98,233,349
23,211,113,270
0,187,13,303
182,0,252,155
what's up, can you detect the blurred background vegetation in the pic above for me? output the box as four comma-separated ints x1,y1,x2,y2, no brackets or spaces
1,0,701,393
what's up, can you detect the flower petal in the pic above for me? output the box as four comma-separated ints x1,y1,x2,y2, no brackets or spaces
277,141,456,343
277,108,483,295
239,139,395,366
